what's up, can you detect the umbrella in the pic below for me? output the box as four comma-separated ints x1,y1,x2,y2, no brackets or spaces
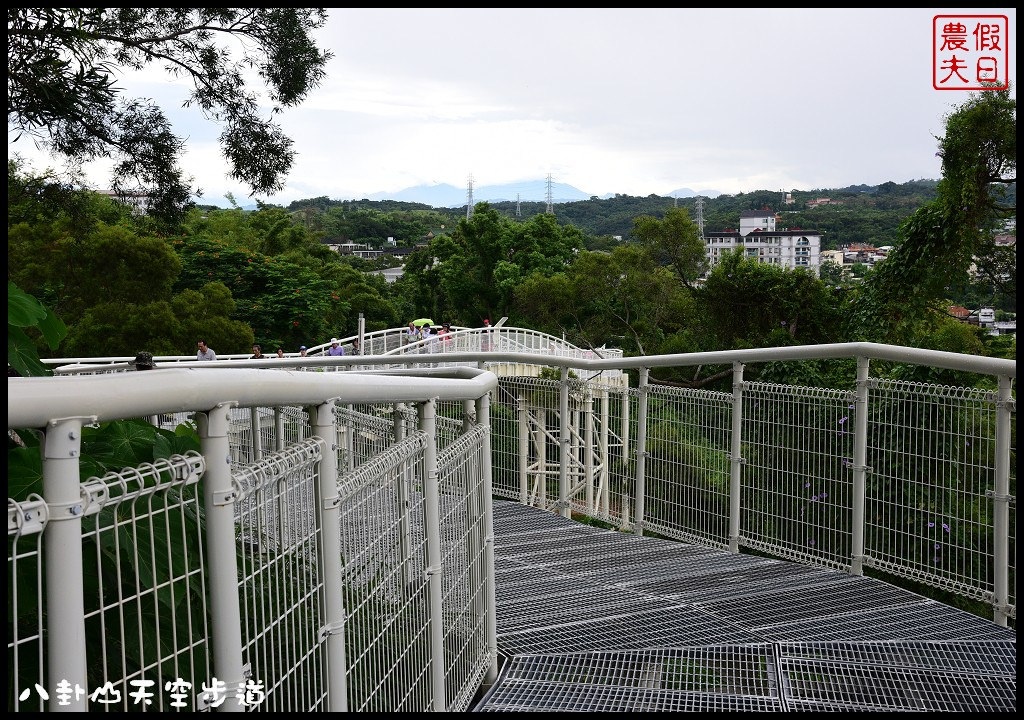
412,318,435,327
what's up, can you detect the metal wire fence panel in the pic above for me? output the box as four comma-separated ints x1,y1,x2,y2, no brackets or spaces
337,433,434,712
335,404,397,471
78,453,210,711
740,383,856,570
436,425,491,711
232,439,327,711
640,385,732,549
435,400,467,451
7,497,48,712
865,381,1008,605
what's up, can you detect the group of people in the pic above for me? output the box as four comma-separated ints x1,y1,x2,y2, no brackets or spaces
405,321,453,351
190,337,356,363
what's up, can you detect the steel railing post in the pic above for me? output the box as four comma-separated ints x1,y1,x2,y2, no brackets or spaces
634,368,649,536
559,367,571,518
311,400,348,710
42,417,89,711
992,374,1013,626
851,356,870,576
196,404,246,711
394,403,416,587
475,393,499,684
249,407,262,462
417,399,447,711
274,407,285,452
729,362,745,554
517,393,529,505
584,386,595,516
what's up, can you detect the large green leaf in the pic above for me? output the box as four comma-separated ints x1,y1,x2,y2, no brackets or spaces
7,281,47,327
8,326,51,377
36,305,69,350
7,445,43,500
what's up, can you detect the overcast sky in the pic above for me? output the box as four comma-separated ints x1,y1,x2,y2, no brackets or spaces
8,8,1017,205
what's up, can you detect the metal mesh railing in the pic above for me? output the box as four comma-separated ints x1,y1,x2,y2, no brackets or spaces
740,383,856,569
233,439,327,711
641,384,732,548
8,496,48,712
79,453,209,711
437,425,490,711
865,380,1006,602
338,432,433,712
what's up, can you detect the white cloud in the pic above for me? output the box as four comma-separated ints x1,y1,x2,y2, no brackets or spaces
9,8,1016,206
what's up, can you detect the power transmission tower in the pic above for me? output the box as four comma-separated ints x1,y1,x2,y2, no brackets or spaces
466,174,474,220
545,173,553,214
516,193,521,218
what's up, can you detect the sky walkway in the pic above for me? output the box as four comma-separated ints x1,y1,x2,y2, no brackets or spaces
475,501,1015,711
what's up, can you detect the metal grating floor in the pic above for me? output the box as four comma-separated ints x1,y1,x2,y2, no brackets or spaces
474,501,1017,712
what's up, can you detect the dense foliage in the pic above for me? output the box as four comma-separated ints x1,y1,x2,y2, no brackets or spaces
8,8,331,223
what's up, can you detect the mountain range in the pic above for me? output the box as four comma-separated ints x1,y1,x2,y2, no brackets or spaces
364,180,722,207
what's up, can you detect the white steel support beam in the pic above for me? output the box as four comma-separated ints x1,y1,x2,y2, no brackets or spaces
42,417,90,711
993,375,1013,626
851,357,870,576
476,393,499,684
196,404,246,711
417,399,446,711
311,400,348,711
729,362,745,554
559,367,571,518
634,368,649,536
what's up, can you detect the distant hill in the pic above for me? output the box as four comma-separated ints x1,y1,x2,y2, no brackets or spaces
665,187,723,199
367,180,592,206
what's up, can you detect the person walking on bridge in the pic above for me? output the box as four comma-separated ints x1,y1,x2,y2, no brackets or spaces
196,339,216,361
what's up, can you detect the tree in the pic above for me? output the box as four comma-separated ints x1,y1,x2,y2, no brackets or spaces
854,89,1015,342
697,249,846,349
405,204,583,324
514,245,691,356
631,207,706,287
8,8,332,223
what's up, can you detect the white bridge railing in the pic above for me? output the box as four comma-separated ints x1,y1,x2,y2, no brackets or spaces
8,368,498,712
10,339,1017,711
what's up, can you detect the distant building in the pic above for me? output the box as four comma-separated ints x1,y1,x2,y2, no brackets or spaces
97,190,152,215
706,210,822,274
949,305,971,320
806,197,843,208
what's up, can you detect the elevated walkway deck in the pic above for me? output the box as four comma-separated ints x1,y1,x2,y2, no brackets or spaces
475,501,1016,712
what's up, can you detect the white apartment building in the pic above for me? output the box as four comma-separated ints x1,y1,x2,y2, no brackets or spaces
706,210,822,274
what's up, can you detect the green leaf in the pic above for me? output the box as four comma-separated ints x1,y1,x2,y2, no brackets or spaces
36,305,69,350
8,326,51,377
7,445,43,500
7,281,47,327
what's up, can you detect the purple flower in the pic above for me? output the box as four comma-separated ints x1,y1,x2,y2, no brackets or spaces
965,440,971,447
809,539,816,546
928,522,935,528
934,543,941,549
820,492,828,500
933,557,941,564
838,416,848,425
942,523,950,533
848,404,855,410
805,482,811,489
